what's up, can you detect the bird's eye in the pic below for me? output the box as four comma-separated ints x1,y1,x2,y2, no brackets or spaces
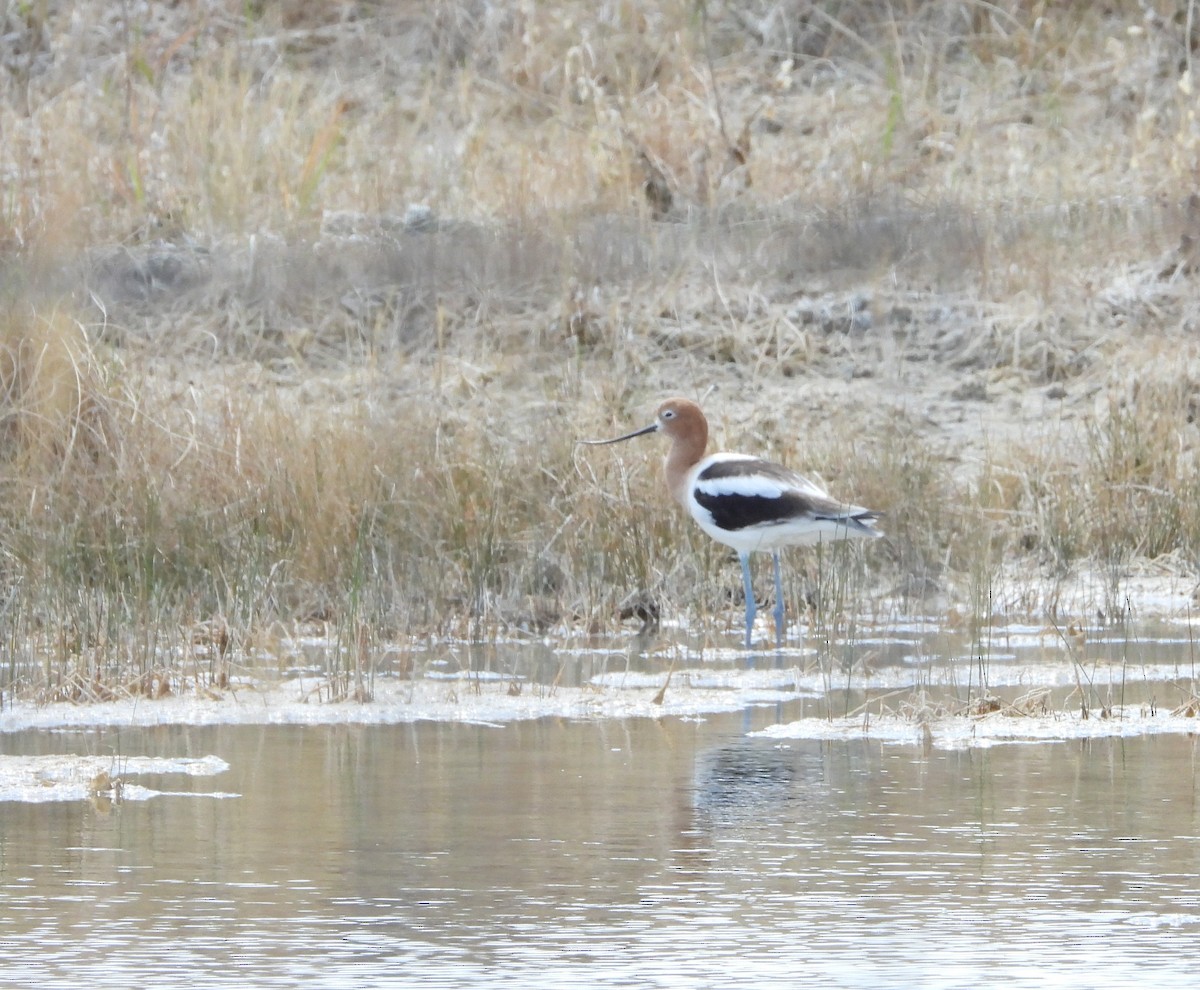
661,409,675,420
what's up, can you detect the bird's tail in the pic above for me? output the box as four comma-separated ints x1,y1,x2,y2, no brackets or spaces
825,509,883,539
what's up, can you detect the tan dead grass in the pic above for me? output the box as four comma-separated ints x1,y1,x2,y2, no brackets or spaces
0,305,115,473
4,2,1200,694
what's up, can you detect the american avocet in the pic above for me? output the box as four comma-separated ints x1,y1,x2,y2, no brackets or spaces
582,398,882,648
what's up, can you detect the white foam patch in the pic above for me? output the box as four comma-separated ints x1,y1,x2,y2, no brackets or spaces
0,672,804,734
0,754,235,803
0,646,1196,736
753,708,1200,750
986,562,1200,622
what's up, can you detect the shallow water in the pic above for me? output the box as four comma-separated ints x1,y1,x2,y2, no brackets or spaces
2,710,1198,989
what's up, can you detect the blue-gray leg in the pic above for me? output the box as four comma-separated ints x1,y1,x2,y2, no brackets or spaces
772,551,785,646
738,551,756,648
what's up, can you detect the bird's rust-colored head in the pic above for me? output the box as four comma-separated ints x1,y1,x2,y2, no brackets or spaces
579,397,707,448
648,398,707,445
578,398,710,506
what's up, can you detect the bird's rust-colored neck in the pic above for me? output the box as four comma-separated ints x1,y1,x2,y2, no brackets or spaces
657,398,708,506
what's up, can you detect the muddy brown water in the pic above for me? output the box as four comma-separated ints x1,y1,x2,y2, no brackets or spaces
2,702,1198,988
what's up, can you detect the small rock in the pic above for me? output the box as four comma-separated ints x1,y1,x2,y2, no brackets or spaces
949,378,989,402
403,203,437,232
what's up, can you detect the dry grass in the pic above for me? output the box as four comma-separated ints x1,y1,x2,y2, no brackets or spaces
4,1,1200,697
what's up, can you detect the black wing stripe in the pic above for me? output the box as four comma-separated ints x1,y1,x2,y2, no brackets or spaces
695,489,824,532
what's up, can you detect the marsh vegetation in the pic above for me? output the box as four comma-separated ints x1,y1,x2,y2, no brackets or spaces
4,1,1200,702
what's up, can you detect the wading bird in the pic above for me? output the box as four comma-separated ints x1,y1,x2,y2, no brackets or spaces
582,398,882,648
